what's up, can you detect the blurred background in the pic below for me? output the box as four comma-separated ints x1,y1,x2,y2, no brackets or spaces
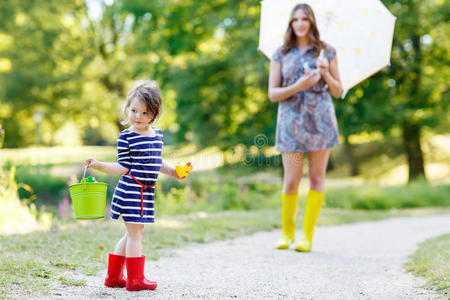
0,0,449,234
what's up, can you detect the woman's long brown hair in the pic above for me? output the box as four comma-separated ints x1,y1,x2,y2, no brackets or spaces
282,3,326,57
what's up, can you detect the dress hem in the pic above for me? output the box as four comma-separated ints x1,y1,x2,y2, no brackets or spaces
111,214,155,224
275,142,340,153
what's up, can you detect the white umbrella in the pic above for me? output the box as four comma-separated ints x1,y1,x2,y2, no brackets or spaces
258,0,396,94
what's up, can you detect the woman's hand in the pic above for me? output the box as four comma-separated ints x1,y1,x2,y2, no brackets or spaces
268,59,321,102
85,157,100,170
316,56,329,76
296,69,321,90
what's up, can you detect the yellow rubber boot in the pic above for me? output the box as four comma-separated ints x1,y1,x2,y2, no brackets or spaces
294,190,324,252
276,193,298,249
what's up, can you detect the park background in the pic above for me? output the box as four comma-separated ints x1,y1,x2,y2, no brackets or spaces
0,0,449,297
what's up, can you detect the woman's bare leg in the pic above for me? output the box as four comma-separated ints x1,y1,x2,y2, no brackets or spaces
281,152,304,194
307,149,330,192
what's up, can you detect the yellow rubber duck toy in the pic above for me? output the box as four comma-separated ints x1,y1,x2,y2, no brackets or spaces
175,162,192,179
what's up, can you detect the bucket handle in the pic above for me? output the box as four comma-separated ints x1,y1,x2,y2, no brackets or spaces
81,166,88,190
81,166,88,183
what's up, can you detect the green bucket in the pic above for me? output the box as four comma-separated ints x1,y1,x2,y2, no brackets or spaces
69,168,107,220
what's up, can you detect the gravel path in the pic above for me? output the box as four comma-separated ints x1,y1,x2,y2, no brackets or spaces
45,214,449,299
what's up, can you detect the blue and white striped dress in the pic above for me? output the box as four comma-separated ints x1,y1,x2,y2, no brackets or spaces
111,127,163,224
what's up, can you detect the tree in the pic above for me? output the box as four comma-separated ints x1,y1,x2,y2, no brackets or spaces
336,0,449,181
384,0,449,181
0,0,95,147
128,0,273,150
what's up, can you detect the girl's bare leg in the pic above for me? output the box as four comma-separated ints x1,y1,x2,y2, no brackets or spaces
113,229,127,256
125,223,144,257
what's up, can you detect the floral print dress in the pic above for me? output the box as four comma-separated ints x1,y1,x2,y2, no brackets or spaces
272,44,340,152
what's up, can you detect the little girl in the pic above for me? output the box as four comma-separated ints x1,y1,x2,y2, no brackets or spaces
85,80,190,291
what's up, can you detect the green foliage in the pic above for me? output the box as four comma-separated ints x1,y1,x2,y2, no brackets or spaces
155,171,280,215
0,124,4,148
337,0,450,180
406,233,450,295
1,146,116,166
0,0,273,150
6,149,450,219
325,182,450,210
0,0,96,147
1,0,448,184
0,167,52,234
337,0,449,137
15,166,68,207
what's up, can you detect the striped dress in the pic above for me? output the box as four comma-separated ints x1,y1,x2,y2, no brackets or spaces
111,127,163,224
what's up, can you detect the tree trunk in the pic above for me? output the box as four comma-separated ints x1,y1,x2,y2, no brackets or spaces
343,136,359,176
402,120,426,182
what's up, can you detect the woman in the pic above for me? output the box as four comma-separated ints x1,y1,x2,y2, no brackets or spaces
268,3,342,252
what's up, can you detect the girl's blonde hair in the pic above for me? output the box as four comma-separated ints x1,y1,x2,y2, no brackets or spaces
283,3,326,57
121,80,162,125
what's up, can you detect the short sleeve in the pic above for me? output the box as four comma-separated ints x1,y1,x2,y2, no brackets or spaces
271,47,283,64
157,128,164,144
325,45,337,61
117,132,131,169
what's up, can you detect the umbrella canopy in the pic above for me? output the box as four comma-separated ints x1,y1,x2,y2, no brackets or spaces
259,0,396,94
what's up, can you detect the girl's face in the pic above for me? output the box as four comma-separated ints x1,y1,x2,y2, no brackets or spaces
128,97,153,131
291,9,311,38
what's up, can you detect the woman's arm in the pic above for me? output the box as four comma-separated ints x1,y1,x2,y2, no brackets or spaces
85,158,129,175
268,60,321,102
318,57,342,98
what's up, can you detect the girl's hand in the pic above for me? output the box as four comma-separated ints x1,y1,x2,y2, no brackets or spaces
175,162,192,180
85,157,100,170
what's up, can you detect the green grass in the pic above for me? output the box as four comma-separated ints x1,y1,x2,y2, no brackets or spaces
406,233,450,297
8,161,450,219
1,140,449,297
0,207,446,297
0,146,117,167
324,182,450,210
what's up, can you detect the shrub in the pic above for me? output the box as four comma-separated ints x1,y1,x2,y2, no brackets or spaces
15,166,68,208
325,183,450,210
0,167,52,234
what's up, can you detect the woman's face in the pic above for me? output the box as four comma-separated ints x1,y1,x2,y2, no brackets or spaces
291,9,311,38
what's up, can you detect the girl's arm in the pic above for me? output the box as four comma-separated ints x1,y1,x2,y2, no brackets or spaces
85,158,129,175
268,60,321,102
160,160,181,179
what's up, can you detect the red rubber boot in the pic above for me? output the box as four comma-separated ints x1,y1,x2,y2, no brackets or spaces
104,253,127,288
125,256,157,291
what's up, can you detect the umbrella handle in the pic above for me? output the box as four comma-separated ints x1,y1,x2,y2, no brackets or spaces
319,49,325,59
83,165,87,179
